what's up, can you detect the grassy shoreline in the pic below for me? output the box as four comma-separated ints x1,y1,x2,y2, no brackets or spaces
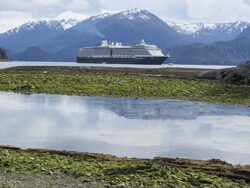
0,66,249,105
0,146,249,187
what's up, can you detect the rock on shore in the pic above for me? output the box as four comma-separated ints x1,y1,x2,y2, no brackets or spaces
201,61,250,85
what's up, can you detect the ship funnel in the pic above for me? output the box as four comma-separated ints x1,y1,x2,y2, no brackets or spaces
140,39,146,45
101,39,109,47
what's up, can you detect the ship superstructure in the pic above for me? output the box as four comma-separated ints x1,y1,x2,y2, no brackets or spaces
77,40,168,65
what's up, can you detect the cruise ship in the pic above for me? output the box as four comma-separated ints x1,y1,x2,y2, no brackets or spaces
76,40,168,65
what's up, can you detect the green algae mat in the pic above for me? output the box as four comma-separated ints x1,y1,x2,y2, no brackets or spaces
0,147,249,187
0,70,249,105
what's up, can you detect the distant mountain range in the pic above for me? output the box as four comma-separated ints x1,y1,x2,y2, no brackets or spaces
167,37,250,65
0,9,250,65
239,26,250,38
166,21,250,44
0,20,74,53
166,22,250,65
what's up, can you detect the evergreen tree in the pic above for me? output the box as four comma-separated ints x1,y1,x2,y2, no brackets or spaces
0,47,7,60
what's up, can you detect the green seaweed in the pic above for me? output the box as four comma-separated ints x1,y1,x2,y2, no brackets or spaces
0,72,249,105
0,148,248,187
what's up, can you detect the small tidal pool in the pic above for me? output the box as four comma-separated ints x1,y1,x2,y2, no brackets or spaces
0,92,249,164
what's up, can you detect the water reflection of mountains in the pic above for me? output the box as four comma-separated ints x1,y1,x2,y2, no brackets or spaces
98,98,250,120
20,94,250,120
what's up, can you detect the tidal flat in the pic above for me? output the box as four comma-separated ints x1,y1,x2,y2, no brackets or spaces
0,146,249,187
0,66,249,105
0,66,249,187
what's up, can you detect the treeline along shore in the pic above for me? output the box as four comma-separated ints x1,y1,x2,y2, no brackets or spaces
0,64,249,105
0,48,7,61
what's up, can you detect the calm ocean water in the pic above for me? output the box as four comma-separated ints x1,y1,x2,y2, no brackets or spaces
0,61,235,69
0,92,249,164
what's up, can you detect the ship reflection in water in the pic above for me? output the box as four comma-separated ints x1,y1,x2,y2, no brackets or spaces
0,92,249,164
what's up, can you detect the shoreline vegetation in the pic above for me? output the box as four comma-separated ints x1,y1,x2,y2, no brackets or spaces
0,145,250,187
0,66,249,105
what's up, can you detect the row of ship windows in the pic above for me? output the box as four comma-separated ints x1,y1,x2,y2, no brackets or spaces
93,55,133,57
79,52,151,56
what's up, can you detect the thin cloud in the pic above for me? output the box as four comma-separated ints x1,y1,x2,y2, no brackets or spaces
0,10,34,33
186,0,250,22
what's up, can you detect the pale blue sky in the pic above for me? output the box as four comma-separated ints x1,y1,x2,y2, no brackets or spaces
0,0,250,33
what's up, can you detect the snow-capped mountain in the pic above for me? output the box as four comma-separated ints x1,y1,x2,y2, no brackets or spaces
3,10,88,36
55,11,88,21
0,11,87,52
166,21,250,35
71,8,184,47
238,24,250,38
6,20,64,35
58,19,81,30
166,21,250,65
1,8,250,64
0,20,66,52
54,11,88,29
82,8,155,25
117,8,152,20
6,18,82,36
85,10,118,23
166,21,250,43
